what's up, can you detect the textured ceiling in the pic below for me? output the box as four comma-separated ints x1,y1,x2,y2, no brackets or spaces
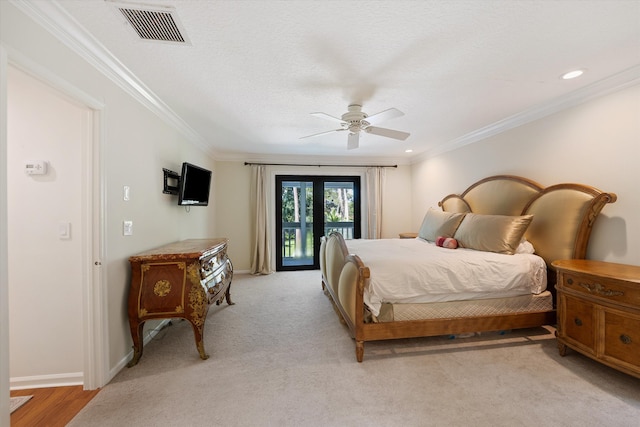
50,0,640,162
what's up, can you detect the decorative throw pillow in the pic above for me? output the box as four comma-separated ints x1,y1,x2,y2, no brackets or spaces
436,236,458,249
418,208,466,242
453,213,534,255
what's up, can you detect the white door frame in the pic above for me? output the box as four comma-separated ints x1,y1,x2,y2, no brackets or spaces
1,45,11,427
0,47,107,398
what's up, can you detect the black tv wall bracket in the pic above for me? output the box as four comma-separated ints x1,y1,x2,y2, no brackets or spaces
163,168,180,195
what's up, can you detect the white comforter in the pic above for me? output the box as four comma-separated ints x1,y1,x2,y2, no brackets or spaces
345,238,547,317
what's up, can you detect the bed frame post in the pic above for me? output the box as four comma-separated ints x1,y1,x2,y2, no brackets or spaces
355,341,364,362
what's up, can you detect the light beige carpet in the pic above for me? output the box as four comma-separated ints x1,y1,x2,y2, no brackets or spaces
10,395,32,414
70,271,639,426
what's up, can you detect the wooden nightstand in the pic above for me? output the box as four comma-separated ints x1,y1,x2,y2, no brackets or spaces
552,259,640,378
399,232,418,239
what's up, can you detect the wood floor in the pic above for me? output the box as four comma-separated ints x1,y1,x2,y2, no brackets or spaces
10,386,100,426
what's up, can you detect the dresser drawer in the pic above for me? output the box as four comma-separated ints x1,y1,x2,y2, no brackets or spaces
200,252,227,279
137,262,187,317
204,265,232,303
562,273,640,307
603,310,640,368
562,295,595,351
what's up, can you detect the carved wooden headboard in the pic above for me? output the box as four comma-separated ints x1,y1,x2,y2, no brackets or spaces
438,175,617,267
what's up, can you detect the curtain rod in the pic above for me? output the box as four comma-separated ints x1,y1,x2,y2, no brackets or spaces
244,162,397,168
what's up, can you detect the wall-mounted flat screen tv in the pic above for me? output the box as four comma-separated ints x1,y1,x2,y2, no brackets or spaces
178,162,212,206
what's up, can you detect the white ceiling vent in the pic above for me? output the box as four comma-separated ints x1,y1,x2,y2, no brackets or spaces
109,1,191,44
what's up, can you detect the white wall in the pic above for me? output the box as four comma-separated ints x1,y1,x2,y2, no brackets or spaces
101,84,216,372
1,1,217,390
213,161,252,270
382,164,412,239
410,83,640,265
214,162,412,271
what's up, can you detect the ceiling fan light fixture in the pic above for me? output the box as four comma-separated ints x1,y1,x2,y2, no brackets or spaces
561,69,585,80
303,104,410,149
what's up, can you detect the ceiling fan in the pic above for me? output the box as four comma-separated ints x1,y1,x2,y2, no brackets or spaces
301,104,410,150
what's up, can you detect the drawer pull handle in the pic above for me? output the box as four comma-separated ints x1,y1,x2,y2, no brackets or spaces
567,278,573,285
574,318,583,326
620,334,632,345
578,282,624,297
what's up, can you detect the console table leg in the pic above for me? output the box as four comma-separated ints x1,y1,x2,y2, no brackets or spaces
127,321,145,367
190,322,210,360
225,286,235,305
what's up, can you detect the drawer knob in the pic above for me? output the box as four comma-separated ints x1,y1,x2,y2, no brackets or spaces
567,278,573,285
620,334,632,345
574,318,583,327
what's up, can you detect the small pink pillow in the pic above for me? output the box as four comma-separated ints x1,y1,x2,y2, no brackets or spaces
436,236,458,249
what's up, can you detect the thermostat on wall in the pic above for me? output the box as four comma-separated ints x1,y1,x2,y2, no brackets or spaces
24,160,48,175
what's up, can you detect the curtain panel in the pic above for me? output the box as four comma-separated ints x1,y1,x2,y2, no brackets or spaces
250,165,273,274
365,167,386,239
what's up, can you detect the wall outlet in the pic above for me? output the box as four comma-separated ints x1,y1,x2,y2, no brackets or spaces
123,220,133,236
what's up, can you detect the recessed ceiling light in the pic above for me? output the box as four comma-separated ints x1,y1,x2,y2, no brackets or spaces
561,69,585,80
405,149,413,153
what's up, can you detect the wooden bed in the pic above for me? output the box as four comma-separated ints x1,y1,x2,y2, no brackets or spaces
320,175,616,362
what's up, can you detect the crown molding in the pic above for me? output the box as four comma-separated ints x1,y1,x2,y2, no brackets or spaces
412,65,640,164
10,0,216,158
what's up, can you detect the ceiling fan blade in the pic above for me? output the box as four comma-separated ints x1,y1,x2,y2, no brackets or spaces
347,132,359,150
310,112,346,124
365,126,410,141
300,128,346,139
364,108,404,125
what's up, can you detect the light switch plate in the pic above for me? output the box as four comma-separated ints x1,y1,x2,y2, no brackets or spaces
123,220,133,236
58,222,71,239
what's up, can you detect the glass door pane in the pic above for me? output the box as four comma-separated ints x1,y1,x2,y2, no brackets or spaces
281,180,314,268
324,181,355,240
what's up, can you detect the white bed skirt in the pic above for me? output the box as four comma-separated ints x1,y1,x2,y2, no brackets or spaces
372,291,553,323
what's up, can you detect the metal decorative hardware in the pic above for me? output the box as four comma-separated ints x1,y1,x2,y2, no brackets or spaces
574,318,583,326
578,282,624,297
153,280,171,297
620,334,632,345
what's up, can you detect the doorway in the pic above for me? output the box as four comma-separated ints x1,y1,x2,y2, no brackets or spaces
3,62,105,393
275,175,360,271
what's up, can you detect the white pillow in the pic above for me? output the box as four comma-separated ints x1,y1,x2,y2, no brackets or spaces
515,239,535,254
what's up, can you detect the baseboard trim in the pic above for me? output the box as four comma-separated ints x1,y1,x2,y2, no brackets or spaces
10,372,83,390
108,318,173,383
